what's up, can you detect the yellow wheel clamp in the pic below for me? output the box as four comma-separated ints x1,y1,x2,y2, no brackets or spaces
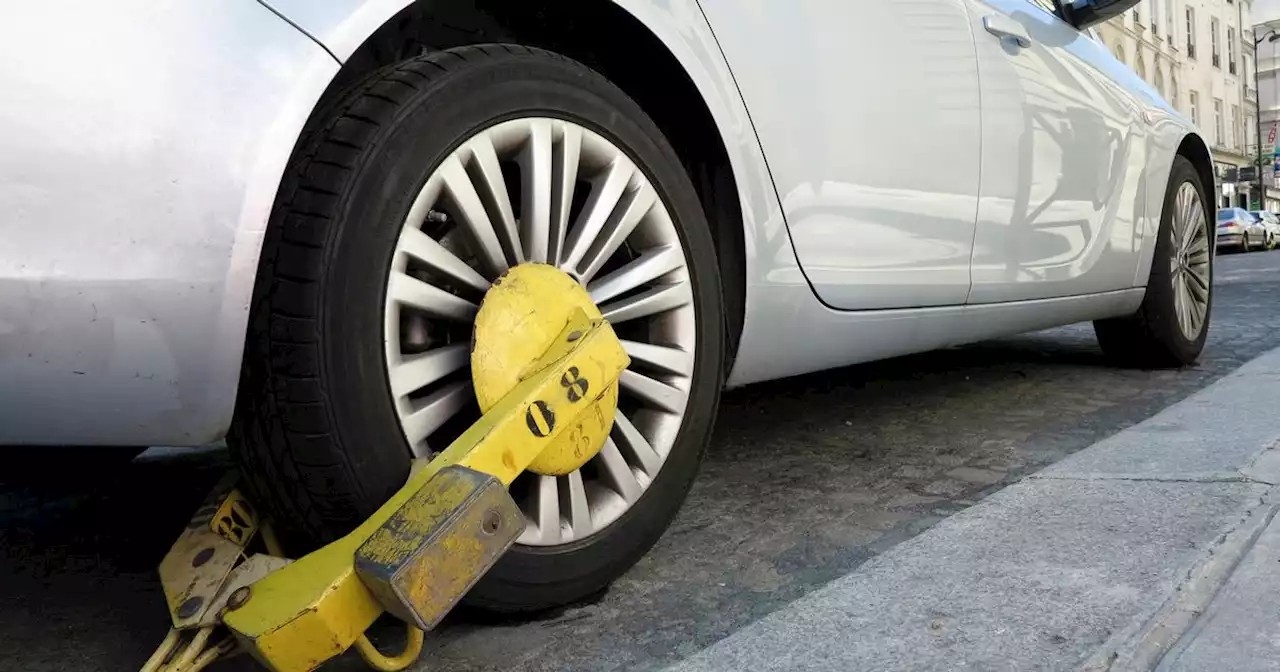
142,264,630,672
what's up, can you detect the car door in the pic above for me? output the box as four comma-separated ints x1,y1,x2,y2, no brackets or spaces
696,0,982,310
1244,210,1267,240
964,0,1148,304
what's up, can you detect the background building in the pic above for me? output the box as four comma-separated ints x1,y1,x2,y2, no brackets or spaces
1097,0,1265,209
1254,0,1280,209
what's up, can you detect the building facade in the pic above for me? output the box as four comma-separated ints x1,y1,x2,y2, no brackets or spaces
1254,0,1280,209
1096,0,1265,209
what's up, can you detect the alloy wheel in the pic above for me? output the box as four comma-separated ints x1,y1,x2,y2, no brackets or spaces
1169,182,1210,341
381,117,697,547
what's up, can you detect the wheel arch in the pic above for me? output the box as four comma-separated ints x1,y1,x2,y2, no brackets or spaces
1132,129,1216,289
260,0,776,372
1176,132,1215,216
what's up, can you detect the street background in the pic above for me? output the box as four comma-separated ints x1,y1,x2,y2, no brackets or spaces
3,250,1280,671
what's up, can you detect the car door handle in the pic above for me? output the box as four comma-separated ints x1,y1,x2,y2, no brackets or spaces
983,15,1032,48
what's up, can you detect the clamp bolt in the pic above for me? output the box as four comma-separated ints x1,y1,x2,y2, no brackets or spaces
177,596,204,620
227,586,252,610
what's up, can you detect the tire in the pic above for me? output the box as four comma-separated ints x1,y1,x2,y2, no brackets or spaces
1242,233,1251,252
1094,156,1211,367
229,45,725,613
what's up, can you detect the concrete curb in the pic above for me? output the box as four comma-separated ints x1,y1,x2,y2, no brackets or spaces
1085,479,1280,670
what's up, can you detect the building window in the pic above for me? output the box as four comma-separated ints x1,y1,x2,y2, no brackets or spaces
1167,0,1176,44
1211,17,1220,68
1151,0,1160,36
1190,90,1200,126
1187,7,1197,58
1228,27,1237,75
1215,98,1224,145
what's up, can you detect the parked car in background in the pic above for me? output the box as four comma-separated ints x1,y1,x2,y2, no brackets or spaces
1,0,1211,613
1218,208,1267,252
1250,211,1280,250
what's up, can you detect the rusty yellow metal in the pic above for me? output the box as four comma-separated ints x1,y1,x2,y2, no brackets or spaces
221,308,629,672
353,624,424,671
354,466,524,630
472,263,620,475
158,474,258,629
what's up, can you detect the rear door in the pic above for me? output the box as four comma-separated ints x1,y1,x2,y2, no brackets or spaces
964,0,1148,303
697,0,982,310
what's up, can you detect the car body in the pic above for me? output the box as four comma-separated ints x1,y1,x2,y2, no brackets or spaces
0,0,1214,609
1218,208,1266,251
1250,211,1280,249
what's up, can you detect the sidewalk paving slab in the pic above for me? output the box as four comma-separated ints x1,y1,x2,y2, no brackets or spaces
668,348,1280,672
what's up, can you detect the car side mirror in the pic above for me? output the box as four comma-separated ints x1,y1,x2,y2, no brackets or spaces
1060,0,1141,30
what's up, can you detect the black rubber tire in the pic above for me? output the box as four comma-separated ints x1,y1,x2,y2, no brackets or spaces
1093,156,1211,368
228,44,725,613
1242,233,1252,252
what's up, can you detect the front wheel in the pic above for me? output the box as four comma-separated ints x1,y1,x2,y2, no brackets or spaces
230,45,725,612
1094,156,1211,367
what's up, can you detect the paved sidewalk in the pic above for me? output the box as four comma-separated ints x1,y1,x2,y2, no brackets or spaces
670,347,1280,672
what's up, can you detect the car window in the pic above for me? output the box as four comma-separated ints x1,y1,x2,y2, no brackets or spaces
1025,0,1059,14
1218,210,1234,221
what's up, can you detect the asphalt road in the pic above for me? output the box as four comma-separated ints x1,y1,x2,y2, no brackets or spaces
4,250,1280,672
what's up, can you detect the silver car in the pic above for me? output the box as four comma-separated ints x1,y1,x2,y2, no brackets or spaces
1250,211,1280,250
0,0,1211,610
1217,208,1268,252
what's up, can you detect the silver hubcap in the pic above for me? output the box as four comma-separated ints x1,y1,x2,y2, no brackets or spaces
382,117,696,547
1169,182,1210,340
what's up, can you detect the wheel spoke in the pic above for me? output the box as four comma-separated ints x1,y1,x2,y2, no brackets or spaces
561,156,636,272
596,439,642,503
396,227,490,294
530,475,561,545
565,470,592,539
601,281,692,325
588,245,684,305
1175,186,1191,242
621,340,693,377
1191,277,1209,326
577,184,658,283
1171,203,1186,253
389,344,468,398
1175,276,1194,337
619,369,687,415
519,120,553,264
438,156,509,277
467,132,523,264
1187,233,1210,259
401,381,471,451
548,122,582,266
388,271,477,322
1182,197,1203,256
612,410,664,468
1185,264,1210,297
